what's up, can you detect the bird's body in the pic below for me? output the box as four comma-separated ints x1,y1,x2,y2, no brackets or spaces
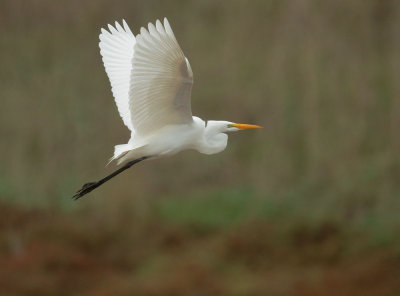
73,18,261,200
117,117,230,163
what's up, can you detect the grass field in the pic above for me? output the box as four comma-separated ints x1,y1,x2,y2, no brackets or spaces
1,0,400,294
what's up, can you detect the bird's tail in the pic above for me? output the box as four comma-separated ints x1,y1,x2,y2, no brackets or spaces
107,143,133,165
107,143,149,166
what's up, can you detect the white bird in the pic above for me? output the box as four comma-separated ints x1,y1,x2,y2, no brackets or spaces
73,18,261,200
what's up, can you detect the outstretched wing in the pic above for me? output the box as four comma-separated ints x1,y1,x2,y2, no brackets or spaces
129,18,193,137
99,20,136,133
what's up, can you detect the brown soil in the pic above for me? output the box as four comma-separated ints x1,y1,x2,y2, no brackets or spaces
0,204,399,296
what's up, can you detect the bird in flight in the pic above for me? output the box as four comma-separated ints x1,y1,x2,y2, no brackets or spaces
73,18,262,200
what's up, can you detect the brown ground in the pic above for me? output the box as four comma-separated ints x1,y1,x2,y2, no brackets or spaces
1,204,399,296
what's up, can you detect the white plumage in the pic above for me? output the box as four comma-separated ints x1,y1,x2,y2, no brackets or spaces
99,18,196,162
99,20,136,133
130,19,194,136
73,18,261,200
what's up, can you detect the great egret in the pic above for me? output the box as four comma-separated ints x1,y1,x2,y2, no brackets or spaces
73,18,262,200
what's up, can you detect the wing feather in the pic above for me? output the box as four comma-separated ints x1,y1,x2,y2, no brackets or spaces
129,18,193,136
99,20,136,132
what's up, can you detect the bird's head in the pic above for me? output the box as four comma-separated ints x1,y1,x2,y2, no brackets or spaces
207,120,262,133
199,120,262,154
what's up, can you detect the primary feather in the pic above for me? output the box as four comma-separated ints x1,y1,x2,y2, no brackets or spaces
99,20,136,134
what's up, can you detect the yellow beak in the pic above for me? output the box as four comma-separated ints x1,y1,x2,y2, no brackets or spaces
230,123,263,130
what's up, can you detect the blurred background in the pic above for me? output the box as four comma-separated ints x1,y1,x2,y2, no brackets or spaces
1,0,400,295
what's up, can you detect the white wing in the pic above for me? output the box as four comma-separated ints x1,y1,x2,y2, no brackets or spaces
99,20,136,133
129,18,193,137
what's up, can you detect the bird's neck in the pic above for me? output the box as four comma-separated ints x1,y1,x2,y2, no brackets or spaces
197,121,228,155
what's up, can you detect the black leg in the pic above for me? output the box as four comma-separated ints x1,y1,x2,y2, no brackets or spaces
73,156,150,200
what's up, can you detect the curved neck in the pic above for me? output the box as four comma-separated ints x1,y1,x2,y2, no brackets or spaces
197,121,228,155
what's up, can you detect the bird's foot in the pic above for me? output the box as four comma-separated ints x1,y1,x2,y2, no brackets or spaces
73,181,98,200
